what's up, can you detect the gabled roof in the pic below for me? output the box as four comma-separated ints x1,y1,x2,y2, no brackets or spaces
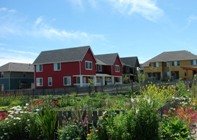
0,62,34,72
143,50,197,67
96,58,107,65
33,46,91,64
95,53,120,65
120,57,140,67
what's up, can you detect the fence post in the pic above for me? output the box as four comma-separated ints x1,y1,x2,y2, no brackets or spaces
58,111,62,127
92,111,98,127
131,81,133,96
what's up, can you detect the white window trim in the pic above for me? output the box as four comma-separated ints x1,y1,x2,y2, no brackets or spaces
63,76,71,86
115,65,120,72
191,60,197,66
35,65,43,72
54,63,61,71
48,77,52,86
85,61,93,70
156,62,159,67
36,77,43,87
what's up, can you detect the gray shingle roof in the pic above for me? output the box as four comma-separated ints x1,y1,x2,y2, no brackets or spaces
33,46,90,64
143,50,197,67
96,58,107,65
120,57,140,67
0,62,34,72
95,53,119,65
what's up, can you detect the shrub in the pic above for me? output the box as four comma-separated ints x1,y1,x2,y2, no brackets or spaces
141,84,175,109
176,80,191,97
105,112,131,140
58,123,82,140
132,97,160,140
160,116,191,140
0,113,43,140
36,106,57,140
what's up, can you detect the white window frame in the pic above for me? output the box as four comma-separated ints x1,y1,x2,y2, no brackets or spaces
156,62,159,67
115,65,120,72
191,60,197,66
97,65,102,72
48,77,52,86
63,76,71,86
35,65,43,72
173,61,180,66
36,77,43,87
85,61,93,70
54,63,61,71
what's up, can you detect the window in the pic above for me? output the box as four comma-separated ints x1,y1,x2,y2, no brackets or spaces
152,62,159,67
167,62,171,67
97,65,102,72
172,61,180,66
54,63,61,71
155,62,159,68
191,60,197,66
0,72,3,78
48,77,52,86
85,61,92,70
63,76,71,86
36,78,43,86
35,65,43,72
76,77,80,84
115,65,120,72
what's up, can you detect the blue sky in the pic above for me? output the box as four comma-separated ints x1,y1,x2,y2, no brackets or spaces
0,0,197,66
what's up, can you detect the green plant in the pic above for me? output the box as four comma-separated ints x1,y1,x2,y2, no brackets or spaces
106,112,131,140
141,84,175,109
191,75,197,98
160,116,191,140
58,123,82,140
176,80,190,97
133,97,160,140
0,112,43,140
36,106,57,140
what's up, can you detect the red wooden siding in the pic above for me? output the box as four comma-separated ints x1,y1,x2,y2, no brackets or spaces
35,62,80,88
81,49,96,75
35,48,97,89
111,56,122,76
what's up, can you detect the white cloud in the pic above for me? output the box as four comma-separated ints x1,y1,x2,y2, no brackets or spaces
34,16,44,26
108,0,164,21
0,47,37,66
68,0,163,21
186,15,197,28
68,0,84,9
0,7,16,13
0,9,105,43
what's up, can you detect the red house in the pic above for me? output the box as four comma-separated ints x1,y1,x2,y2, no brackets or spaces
95,53,123,85
33,46,123,89
33,46,97,88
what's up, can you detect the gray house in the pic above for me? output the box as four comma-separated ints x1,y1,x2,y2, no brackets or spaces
121,57,140,82
0,62,34,91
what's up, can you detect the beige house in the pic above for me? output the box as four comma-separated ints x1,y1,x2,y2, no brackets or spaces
142,50,197,81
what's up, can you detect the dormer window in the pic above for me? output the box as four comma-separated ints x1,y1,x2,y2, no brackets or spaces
85,61,92,70
115,65,120,72
54,63,61,71
35,65,43,72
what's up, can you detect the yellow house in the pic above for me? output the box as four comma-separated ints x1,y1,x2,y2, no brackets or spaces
142,50,197,81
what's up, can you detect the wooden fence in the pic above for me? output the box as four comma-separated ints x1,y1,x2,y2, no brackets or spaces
0,84,138,97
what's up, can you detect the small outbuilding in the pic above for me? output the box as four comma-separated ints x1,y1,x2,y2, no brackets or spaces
0,62,34,91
